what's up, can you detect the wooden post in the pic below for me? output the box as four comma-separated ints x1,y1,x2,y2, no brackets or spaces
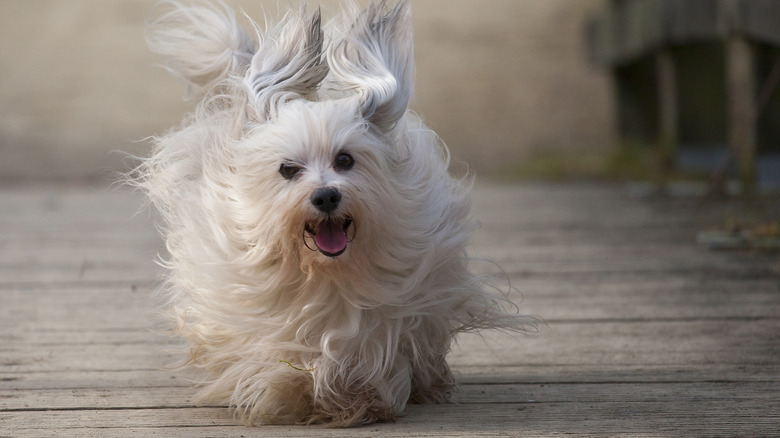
725,34,757,194
656,49,678,187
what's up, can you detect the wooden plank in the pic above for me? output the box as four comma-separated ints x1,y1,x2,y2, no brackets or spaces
0,185,149,218
4,379,777,412
0,386,193,411
0,380,773,409
0,369,190,391
3,398,779,438
4,276,778,331
0,286,158,331
455,362,780,385
3,318,777,375
0,263,159,285
450,319,780,368
3,361,778,394
473,246,771,277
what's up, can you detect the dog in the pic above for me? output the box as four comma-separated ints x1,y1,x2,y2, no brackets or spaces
134,0,535,427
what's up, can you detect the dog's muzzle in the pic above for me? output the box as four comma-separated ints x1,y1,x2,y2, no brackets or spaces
305,187,353,257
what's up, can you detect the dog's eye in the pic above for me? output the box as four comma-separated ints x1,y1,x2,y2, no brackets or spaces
279,163,301,180
334,153,354,172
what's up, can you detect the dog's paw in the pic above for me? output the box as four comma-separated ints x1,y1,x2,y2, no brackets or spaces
234,373,314,426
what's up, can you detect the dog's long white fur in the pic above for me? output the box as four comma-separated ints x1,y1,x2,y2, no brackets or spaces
146,0,256,97
135,0,536,427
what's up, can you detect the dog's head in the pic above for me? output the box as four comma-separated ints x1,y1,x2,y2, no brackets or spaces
234,99,397,264
242,2,413,266
146,2,426,269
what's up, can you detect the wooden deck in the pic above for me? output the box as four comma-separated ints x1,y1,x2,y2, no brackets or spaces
2,182,778,437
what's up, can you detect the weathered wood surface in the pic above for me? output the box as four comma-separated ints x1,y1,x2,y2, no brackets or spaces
2,182,779,437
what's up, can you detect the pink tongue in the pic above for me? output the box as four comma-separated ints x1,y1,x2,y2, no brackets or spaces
314,220,347,255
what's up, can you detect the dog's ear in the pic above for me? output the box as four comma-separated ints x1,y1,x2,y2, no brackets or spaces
146,0,256,99
246,7,328,118
329,1,414,132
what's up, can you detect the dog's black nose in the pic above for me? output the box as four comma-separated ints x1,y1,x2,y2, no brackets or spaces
310,187,341,213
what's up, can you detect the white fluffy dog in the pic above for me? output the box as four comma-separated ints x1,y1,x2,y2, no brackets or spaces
135,0,535,427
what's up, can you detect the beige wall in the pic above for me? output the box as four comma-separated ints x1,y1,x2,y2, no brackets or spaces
0,0,613,182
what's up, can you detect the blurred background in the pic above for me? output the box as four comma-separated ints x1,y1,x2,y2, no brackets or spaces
1,0,779,190
0,0,612,183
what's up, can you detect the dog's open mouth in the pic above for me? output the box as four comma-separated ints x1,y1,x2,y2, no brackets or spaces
305,217,353,257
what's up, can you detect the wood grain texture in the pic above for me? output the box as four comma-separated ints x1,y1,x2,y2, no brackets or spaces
1,182,778,437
